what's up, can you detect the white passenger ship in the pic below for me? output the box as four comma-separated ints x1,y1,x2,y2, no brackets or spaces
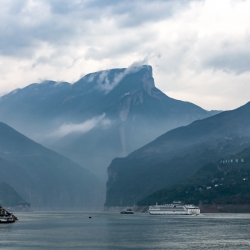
148,201,200,215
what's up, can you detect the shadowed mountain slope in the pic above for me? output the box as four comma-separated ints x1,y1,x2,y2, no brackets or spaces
138,146,250,208
105,102,250,206
0,182,30,207
0,122,103,209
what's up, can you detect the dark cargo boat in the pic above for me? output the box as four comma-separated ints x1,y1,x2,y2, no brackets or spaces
120,208,134,214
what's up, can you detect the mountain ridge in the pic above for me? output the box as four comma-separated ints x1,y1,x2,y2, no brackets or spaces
0,65,218,182
0,122,104,209
105,101,250,206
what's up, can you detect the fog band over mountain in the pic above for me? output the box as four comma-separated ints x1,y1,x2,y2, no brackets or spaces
50,113,106,138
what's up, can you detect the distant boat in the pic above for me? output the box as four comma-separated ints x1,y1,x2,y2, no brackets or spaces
148,201,200,215
0,206,18,223
120,208,134,214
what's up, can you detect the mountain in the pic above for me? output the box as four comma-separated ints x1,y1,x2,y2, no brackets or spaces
105,102,250,207
0,65,215,181
138,146,250,212
0,122,103,209
0,182,30,207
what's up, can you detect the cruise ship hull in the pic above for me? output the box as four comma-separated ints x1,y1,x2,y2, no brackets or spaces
148,202,200,215
149,210,199,215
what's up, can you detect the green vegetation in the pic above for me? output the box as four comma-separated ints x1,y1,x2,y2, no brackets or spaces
138,146,250,206
106,136,250,206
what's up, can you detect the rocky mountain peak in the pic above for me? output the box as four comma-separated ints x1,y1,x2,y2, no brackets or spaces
142,68,154,95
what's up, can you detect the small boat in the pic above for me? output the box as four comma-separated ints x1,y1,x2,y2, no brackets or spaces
0,206,18,224
120,208,134,214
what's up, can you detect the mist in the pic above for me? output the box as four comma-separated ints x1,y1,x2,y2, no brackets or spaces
50,114,106,138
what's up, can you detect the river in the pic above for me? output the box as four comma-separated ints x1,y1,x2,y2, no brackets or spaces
1,212,250,249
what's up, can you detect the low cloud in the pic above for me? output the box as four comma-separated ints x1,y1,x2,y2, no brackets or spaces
96,59,150,93
51,114,106,138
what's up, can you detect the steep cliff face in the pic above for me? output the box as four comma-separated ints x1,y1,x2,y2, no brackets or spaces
142,68,155,95
117,90,147,155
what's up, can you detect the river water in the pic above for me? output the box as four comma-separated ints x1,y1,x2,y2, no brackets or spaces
1,212,250,249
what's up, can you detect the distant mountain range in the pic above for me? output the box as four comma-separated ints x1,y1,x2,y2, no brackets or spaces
0,122,103,209
138,145,250,212
105,102,250,207
0,65,218,181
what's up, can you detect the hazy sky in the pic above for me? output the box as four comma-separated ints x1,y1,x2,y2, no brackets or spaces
0,0,250,110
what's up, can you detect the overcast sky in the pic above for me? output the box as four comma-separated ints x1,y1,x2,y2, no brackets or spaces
0,0,249,110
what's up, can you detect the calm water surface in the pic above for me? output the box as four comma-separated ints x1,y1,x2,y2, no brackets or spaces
1,212,250,249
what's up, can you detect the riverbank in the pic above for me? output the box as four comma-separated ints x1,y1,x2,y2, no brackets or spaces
105,204,250,213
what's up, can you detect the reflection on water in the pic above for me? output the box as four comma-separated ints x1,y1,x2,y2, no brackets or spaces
1,212,250,249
